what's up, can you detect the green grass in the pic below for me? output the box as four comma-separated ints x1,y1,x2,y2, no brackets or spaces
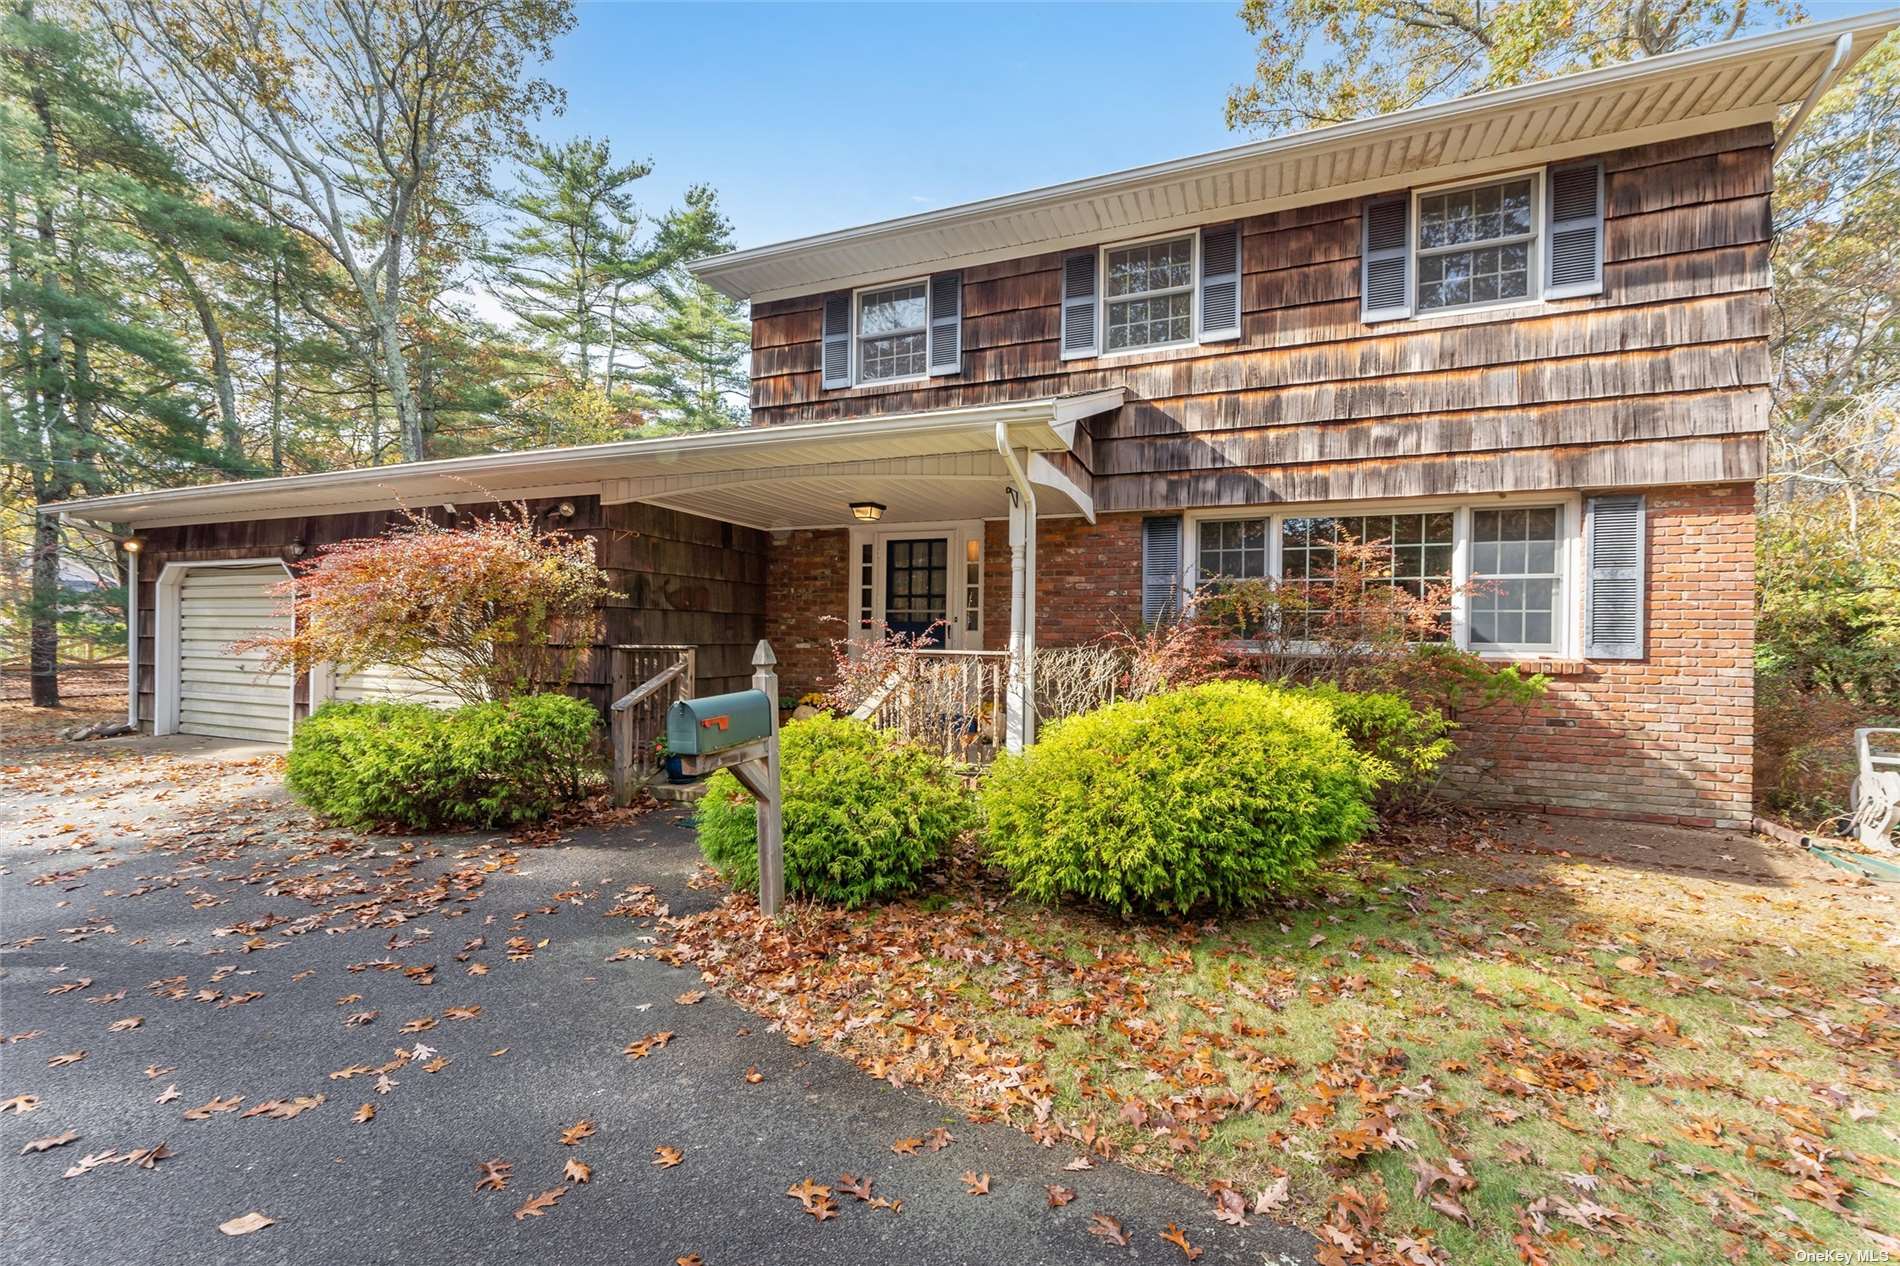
676,837,1900,1264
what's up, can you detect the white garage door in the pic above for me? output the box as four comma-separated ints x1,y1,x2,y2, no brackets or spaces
176,565,293,742
330,662,460,709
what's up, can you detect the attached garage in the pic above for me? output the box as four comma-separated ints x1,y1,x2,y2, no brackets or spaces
157,562,295,743
327,662,460,708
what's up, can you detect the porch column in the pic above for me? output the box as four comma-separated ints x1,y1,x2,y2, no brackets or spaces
1003,486,1038,753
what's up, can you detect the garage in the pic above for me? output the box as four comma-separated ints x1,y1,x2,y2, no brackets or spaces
328,662,460,708
166,563,295,743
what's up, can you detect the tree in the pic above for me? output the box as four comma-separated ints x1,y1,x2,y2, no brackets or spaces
107,0,575,461
1224,0,1795,133
2,0,261,704
238,506,618,703
627,270,748,433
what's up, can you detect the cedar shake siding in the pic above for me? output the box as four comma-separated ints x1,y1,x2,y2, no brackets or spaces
748,126,1771,514
129,496,767,730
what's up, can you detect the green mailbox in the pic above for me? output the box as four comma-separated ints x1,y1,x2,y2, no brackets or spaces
665,689,774,758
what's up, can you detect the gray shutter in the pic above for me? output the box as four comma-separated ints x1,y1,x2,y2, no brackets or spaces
1546,162,1604,299
821,292,851,389
1198,223,1241,343
1141,516,1183,625
1360,196,1411,322
1584,494,1645,659
1060,251,1098,360
927,272,962,376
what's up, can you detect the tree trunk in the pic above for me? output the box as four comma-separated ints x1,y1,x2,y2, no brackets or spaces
167,249,241,458
29,504,60,707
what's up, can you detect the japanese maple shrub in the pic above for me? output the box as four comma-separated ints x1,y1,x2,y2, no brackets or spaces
981,681,1379,918
287,693,598,830
240,504,617,703
696,714,973,908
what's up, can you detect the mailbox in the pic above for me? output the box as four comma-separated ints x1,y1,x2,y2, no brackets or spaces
665,689,774,758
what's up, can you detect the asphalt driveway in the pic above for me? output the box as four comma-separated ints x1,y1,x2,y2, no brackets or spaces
0,724,1314,1266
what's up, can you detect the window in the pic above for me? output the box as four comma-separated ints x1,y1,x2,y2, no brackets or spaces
1468,507,1563,651
1416,175,1537,313
962,537,982,633
1186,500,1571,656
1105,236,1194,351
857,282,928,382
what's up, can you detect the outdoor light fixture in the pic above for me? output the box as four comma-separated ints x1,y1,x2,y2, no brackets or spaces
285,540,308,560
119,536,144,555
850,501,886,523
553,500,577,519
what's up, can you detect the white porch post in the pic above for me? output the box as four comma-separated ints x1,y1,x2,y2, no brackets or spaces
996,426,1038,753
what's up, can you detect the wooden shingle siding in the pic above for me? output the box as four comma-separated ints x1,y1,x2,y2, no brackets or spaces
747,124,1772,511
130,496,767,731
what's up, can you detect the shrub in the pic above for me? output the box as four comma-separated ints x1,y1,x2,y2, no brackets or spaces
981,681,1378,918
1285,682,1453,792
696,714,973,908
286,693,599,830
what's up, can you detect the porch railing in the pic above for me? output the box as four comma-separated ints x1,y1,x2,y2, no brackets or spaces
609,644,696,804
849,648,1008,766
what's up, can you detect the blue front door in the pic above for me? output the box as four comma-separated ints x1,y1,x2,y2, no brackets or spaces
884,538,948,643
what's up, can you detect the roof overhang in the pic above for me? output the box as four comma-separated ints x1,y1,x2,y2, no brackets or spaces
50,390,1123,531
690,11,1898,304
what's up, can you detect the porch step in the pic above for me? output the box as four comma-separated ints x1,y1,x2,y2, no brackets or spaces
649,781,708,804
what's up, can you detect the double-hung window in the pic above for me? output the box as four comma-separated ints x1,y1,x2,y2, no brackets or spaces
1186,500,1571,656
1104,235,1195,351
1416,175,1537,314
855,282,929,383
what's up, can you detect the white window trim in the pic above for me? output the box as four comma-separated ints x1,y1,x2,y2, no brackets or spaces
844,519,985,650
1182,491,1582,660
1097,230,1200,360
1409,167,1545,320
851,277,931,388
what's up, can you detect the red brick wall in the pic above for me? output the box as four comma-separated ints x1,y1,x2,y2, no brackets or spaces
764,528,849,701
1444,483,1755,829
763,489,1754,828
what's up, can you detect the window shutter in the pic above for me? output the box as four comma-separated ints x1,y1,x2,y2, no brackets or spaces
926,272,962,376
821,292,851,389
1141,516,1183,625
1584,494,1645,659
1060,251,1098,360
1198,223,1242,343
1546,162,1604,299
1360,196,1411,322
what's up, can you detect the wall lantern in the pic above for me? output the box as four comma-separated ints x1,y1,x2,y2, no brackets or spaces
285,540,308,560
850,502,886,523
554,500,576,519
119,536,144,555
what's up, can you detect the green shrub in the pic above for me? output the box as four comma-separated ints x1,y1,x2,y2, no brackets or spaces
696,714,973,908
286,693,599,830
981,681,1377,917
1286,682,1453,791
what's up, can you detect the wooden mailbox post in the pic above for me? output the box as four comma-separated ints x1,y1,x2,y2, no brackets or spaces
668,640,784,917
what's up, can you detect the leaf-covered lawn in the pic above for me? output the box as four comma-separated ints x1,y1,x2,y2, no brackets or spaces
672,818,1900,1265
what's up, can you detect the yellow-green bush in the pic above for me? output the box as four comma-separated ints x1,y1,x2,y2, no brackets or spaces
981,681,1378,917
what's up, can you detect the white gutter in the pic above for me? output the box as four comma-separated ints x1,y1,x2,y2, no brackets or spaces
1773,30,1855,159
995,422,1038,752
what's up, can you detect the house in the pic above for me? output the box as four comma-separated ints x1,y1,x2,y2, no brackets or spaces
49,12,1898,829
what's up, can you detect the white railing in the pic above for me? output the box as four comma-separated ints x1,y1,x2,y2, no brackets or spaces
849,648,1008,765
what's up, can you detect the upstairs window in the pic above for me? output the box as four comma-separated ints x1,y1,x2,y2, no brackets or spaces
856,282,929,382
1104,236,1195,351
1416,175,1537,313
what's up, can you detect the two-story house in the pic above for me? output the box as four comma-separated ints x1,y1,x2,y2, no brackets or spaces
52,12,1898,830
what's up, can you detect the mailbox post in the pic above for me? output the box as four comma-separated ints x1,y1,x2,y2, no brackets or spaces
662,641,785,917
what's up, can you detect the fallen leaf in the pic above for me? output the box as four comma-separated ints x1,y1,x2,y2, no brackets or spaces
1088,1212,1131,1246
744,1065,763,1084
653,1145,683,1169
891,1136,923,1155
219,1212,273,1237
1160,1223,1205,1260
182,1095,243,1121
1,1094,41,1114
675,990,705,1005
962,1170,991,1196
352,1104,375,1124
155,1085,179,1105
837,1173,873,1201
564,1158,592,1184
107,1017,142,1032
475,1159,512,1192
20,1130,80,1154
560,1120,596,1146
1046,1184,1076,1207
513,1187,566,1221
47,1050,86,1068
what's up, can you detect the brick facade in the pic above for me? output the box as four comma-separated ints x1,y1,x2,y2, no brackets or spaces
764,486,1754,828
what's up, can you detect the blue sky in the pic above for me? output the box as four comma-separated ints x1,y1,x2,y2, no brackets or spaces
542,0,1889,255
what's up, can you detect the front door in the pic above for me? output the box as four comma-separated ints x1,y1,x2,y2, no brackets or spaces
884,538,949,644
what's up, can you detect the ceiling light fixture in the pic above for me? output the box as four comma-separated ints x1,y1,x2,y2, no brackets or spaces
850,501,886,523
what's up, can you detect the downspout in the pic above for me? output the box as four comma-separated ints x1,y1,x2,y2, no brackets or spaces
995,423,1038,751
1774,32,1854,160
123,539,138,729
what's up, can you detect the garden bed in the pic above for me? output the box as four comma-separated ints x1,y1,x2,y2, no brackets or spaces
668,812,1900,1265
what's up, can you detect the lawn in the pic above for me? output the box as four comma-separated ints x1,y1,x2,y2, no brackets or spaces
670,815,1900,1265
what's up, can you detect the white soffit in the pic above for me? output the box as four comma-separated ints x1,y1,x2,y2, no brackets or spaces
50,391,1123,528
690,11,1899,303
